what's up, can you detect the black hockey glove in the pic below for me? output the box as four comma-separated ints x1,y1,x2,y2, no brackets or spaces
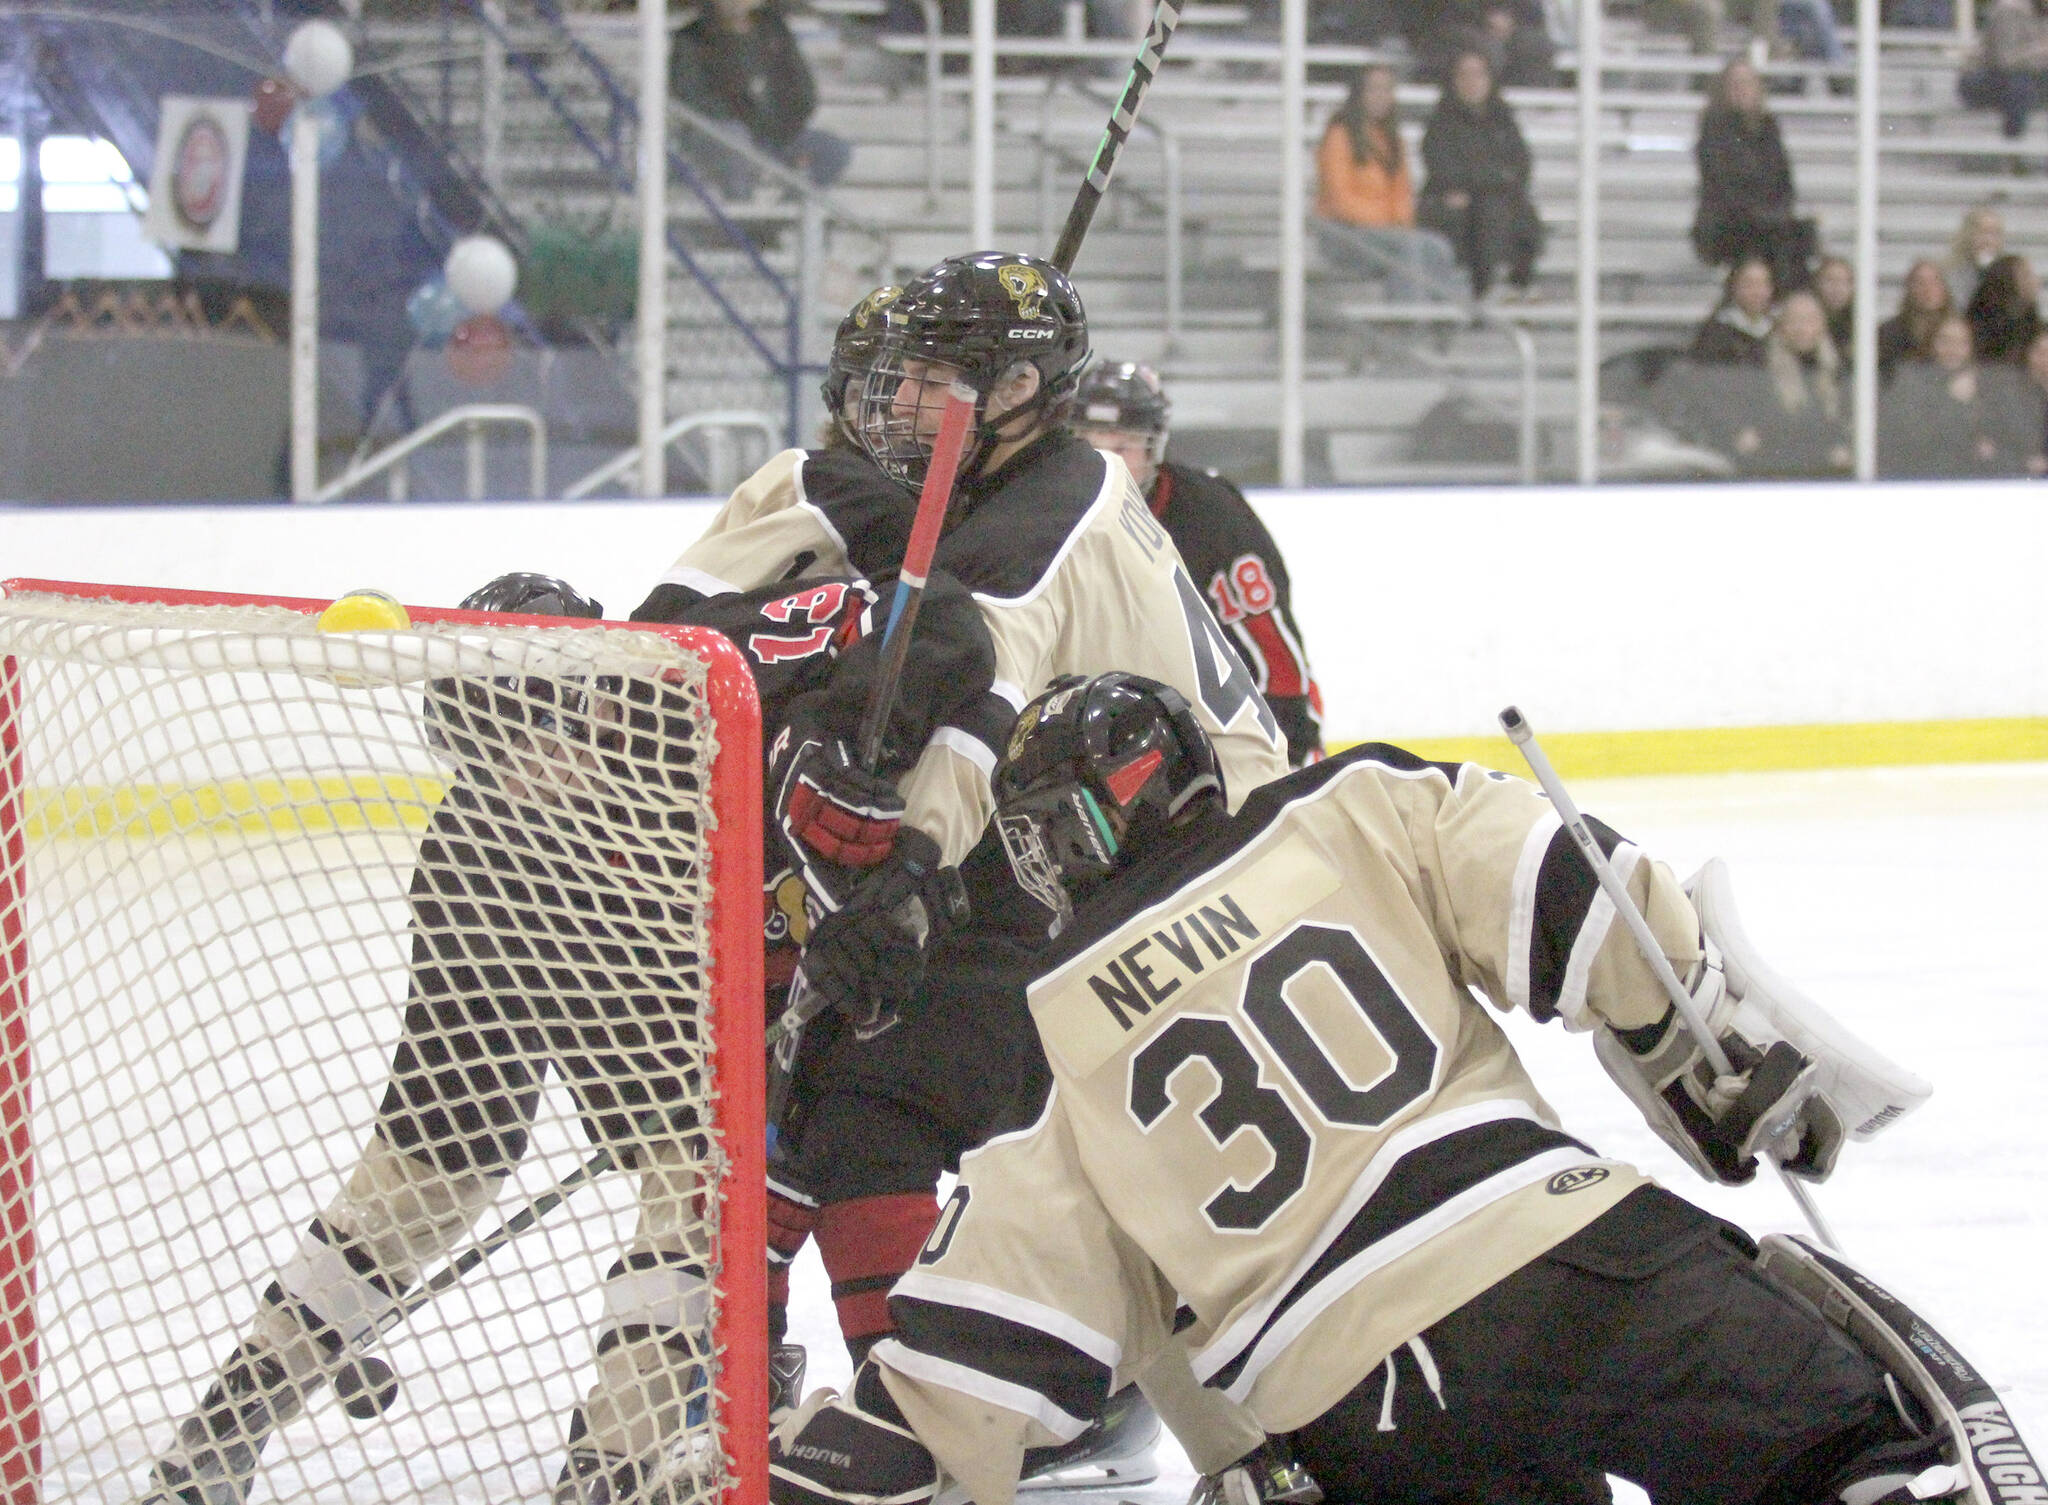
798,828,967,1040
776,734,904,870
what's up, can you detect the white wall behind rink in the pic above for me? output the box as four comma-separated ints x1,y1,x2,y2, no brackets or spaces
5,478,2043,742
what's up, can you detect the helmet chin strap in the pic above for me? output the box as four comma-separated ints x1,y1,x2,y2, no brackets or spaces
956,360,1059,481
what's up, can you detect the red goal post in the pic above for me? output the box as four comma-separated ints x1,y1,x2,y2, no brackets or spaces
0,578,765,1505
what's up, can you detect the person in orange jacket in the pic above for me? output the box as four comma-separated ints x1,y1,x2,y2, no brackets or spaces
1312,63,1464,303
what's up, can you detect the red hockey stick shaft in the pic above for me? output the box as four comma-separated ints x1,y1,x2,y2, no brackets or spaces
856,382,978,772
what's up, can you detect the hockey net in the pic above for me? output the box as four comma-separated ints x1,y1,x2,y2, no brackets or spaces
0,580,765,1505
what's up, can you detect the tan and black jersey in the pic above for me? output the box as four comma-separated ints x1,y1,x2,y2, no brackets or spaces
635,436,1293,866
827,746,1702,1505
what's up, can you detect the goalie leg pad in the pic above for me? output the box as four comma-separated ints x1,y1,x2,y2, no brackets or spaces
1758,1234,2037,1505
771,1368,939,1505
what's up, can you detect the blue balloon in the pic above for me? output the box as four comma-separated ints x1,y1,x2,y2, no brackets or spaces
406,276,466,350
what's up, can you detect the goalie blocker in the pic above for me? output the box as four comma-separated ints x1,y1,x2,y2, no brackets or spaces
1595,858,1932,1187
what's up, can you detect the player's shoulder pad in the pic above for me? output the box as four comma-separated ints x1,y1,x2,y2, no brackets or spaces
798,445,920,582
1234,742,1467,823
934,432,1108,602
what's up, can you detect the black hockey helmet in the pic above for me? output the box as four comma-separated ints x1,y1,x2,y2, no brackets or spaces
456,572,605,621
853,251,1090,486
1074,361,1170,444
993,672,1223,928
821,284,902,422
426,573,607,769
1072,359,1172,482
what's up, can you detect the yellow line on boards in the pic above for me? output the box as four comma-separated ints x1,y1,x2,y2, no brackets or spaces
1336,719,2048,781
22,774,448,841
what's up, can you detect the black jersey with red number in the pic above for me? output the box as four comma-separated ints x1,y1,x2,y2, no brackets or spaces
632,571,1006,970
1150,461,1323,768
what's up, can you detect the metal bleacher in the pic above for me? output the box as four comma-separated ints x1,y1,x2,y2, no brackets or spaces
799,8,2048,481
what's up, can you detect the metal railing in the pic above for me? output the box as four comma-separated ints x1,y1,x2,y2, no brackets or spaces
314,404,548,501
1335,307,1541,485
562,410,784,499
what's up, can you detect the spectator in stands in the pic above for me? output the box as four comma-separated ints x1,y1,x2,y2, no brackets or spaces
1978,0,2048,140
1944,204,2008,307
1315,64,1466,301
1967,252,2044,363
1814,254,1854,356
1692,58,1816,292
1689,257,1777,364
1878,314,2041,476
1731,288,1850,476
1878,258,1959,385
668,0,851,192
1417,50,1545,299
1775,0,1847,62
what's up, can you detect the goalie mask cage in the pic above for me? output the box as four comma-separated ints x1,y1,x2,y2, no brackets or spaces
0,580,765,1505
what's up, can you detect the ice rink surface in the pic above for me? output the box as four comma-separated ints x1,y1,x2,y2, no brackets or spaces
23,759,2045,1502
787,760,2048,1504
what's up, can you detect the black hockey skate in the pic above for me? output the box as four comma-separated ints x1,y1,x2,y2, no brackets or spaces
1187,1437,1325,1505
1016,1385,1162,1493
140,1339,320,1505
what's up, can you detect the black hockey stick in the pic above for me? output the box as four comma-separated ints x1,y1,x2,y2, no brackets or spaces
1049,0,1186,274
140,1108,695,1505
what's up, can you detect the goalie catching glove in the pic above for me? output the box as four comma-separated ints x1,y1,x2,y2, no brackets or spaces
799,828,968,1039
1595,858,1931,1187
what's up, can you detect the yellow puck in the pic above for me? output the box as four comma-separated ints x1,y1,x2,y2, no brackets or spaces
317,590,412,633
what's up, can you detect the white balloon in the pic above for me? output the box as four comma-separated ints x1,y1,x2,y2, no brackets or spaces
444,235,519,316
284,21,354,99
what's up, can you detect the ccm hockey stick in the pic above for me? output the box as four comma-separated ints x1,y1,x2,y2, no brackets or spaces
1497,705,1843,1251
140,1108,697,1505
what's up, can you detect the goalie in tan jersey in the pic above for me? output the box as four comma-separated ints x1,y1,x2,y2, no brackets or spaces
767,673,1987,1505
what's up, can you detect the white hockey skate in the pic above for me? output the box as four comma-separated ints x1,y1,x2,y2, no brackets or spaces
1015,1386,1162,1493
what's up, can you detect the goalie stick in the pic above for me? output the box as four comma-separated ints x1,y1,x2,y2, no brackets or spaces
1498,704,1844,1251
138,1107,696,1505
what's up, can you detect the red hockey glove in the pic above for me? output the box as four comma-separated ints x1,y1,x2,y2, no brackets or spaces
777,736,905,870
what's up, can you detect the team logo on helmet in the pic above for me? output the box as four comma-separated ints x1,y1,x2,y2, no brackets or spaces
852,284,901,331
998,262,1050,320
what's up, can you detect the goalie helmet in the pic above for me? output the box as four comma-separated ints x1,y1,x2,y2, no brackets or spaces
426,573,606,769
994,673,1223,924
852,251,1090,487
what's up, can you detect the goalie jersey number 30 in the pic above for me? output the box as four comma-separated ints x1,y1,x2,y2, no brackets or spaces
1126,923,1440,1232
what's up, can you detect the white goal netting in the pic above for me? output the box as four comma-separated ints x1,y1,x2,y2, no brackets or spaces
0,584,764,1505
